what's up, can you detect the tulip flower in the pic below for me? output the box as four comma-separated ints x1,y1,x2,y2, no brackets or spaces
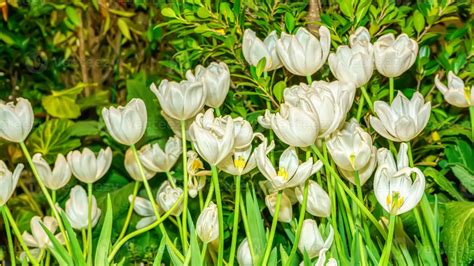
189,109,235,165
295,180,331,217
124,148,156,181
156,181,183,216
374,33,418,77
370,92,431,142
129,195,158,229
265,192,293,223
190,62,230,108
22,216,64,255
0,97,34,143
188,175,206,198
196,202,219,243
187,150,211,177
349,26,371,48
231,117,254,150
276,27,331,76
257,109,272,129
138,136,182,173
237,238,253,266
32,153,71,190
150,75,206,121
65,185,101,230
0,160,23,206
102,98,147,145
242,29,282,71
326,119,377,185
374,143,425,215
256,141,323,191
298,219,334,259
67,147,113,184
435,71,473,108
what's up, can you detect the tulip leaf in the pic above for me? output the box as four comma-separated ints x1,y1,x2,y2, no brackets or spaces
423,167,465,201
39,222,73,265
245,185,267,265
58,210,87,266
153,237,167,266
441,202,474,266
95,194,113,266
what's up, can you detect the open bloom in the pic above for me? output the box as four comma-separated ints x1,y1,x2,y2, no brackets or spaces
326,119,377,185
139,136,182,173
102,98,147,145
33,153,71,190
189,109,235,165
265,192,293,223
237,238,253,266
374,33,418,77
67,147,113,184
150,76,206,121
374,143,425,215
256,142,323,191
0,161,23,206
0,98,34,143
129,196,157,229
370,92,431,142
65,185,101,230
156,181,183,216
187,151,209,198
276,27,331,76
298,219,334,259
124,148,156,181
190,62,230,108
196,202,219,243
435,71,473,108
242,29,282,71
295,180,331,217
22,216,64,256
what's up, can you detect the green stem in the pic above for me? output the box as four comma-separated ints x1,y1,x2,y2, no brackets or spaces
180,119,189,252
81,229,87,259
201,242,208,263
470,106,474,142
287,180,309,266
389,77,395,104
86,183,93,264
215,107,222,116
379,214,396,266
211,165,224,266
360,86,374,112
354,171,368,266
165,171,176,188
117,181,140,242
261,191,282,266
239,198,255,261
51,190,56,204
228,175,241,266
203,179,215,209
306,75,312,84
2,205,16,266
357,93,365,122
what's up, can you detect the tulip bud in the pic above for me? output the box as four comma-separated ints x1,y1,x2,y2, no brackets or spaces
374,33,418,77
0,98,34,143
124,148,156,181
295,180,331,217
192,62,230,108
265,192,293,223
188,175,206,198
138,136,182,173
156,181,183,216
22,216,64,251
102,98,147,145
435,71,473,108
129,195,157,229
67,147,113,184
237,238,253,266
33,153,71,190
65,186,101,230
370,92,430,142
0,161,23,206
196,202,219,243
242,29,282,71
298,219,334,259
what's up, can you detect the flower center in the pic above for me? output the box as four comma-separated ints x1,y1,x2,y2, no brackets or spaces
386,191,405,212
191,159,203,172
349,153,356,169
234,156,246,170
277,168,289,180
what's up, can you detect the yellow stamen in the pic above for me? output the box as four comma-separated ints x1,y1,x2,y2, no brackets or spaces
234,156,246,170
278,168,289,180
191,159,203,172
349,153,356,169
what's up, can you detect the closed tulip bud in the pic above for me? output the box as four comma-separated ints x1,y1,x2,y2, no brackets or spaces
65,185,101,230
265,192,293,223
156,181,183,216
326,119,377,186
0,97,34,143
0,161,23,206
374,143,425,215
196,202,219,243
22,216,64,251
129,195,157,229
150,76,206,121
124,148,156,181
138,136,182,173
192,62,230,108
298,220,334,259
276,27,331,76
374,33,418,77
67,147,113,184
295,180,331,217
370,92,430,142
189,109,235,165
257,141,323,191
435,71,473,108
237,238,253,266
102,98,147,145
33,153,71,190
242,29,282,71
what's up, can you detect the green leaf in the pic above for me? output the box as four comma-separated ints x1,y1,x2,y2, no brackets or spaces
95,194,113,266
285,12,295,33
339,0,354,18
450,164,474,194
58,210,86,266
245,186,266,265
413,10,425,34
153,237,167,266
39,223,73,266
0,32,15,45
442,202,474,266
197,6,210,18
42,86,83,119
117,18,132,40
273,81,286,102
423,167,465,201
255,57,267,79
66,7,81,27
67,121,100,137
161,7,177,18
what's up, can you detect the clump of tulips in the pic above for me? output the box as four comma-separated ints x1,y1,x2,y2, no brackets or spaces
0,25,472,266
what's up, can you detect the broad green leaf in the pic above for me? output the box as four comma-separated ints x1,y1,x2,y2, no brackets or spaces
42,86,83,119
413,10,425,34
450,164,474,194
95,194,113,266
161,7,177,18
285,12,295,33
423,167,465,201
273,81,286,102
442,202,474,266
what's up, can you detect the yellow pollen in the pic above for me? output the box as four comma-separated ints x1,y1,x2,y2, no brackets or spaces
191,159,203,172
278,168,289,180
234,156,246,170
387,191,404,211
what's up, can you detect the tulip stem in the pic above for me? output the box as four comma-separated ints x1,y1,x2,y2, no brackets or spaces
470,106,474,141
51,190,56,204
262,191,282,266
117,181,141,242
1,205,16,266
203,179,215,209
287,179,309,266
379,214,396,266
306,75,312,84
389,77,395,103
19,141,71,254
2,205,39,265
81,229,87,258
239,197,256,261
201,242,208,262
360,86,374,112
165,171,176,188
354,170,368,266
228,175,241,266
211,165,224,266
86,183,93,264
357,94,365,122
180,119,189,252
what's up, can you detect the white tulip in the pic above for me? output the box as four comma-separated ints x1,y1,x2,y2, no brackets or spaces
0,97,34,143
196,202,219,243
257,109,272,129
374,143,425,215
435,71,473,108
349,27,371,48
129,195,157,229
124,148,156,181
298,219,334,259
326,119,377,186
32,153,71,190
295,180,331,217
256,142,323,191
67,147,113,184
231,117,254,150
102,98,147,145
191,62,230,108
370,92,431,142
150,75,206,121
22,216,64,251
0,161,23,206
237,238,253,266
242,29,282,71
374,33,418,77
265,192,293,223
156,181,183,216
138,136,182,173
276,27,331,76
65,185,101,230
187,150,211,177
189,109,235,165
188,175,206,198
